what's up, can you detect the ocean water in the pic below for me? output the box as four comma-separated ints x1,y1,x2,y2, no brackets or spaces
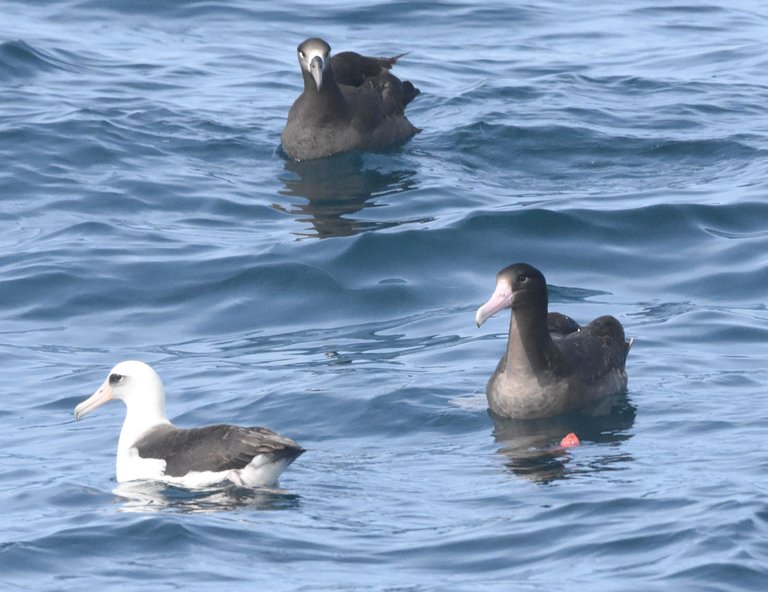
2,0,768,590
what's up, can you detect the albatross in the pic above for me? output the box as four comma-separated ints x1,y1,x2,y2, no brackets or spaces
74,361,304,488
476,263,632,419
281,37,420,160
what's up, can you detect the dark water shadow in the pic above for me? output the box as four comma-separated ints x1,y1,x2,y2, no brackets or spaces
112,481,301,513
275,152,419,238
491,396,636,484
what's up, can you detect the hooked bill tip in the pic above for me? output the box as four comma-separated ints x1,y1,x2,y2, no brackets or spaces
475,306,488,328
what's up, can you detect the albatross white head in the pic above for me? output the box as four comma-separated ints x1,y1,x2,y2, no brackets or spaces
75,360,167,420
75,361,170,444
297,37,331,92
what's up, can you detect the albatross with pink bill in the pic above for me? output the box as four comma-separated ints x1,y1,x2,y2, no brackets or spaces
74,360,304,488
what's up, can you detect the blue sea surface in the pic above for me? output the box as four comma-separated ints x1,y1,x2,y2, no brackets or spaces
2,1,768,590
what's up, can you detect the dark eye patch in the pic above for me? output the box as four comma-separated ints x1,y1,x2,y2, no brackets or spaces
109,373,125,385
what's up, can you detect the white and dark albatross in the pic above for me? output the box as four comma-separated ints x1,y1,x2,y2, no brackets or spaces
74,361,304,488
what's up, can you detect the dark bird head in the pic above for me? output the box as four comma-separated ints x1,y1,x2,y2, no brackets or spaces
297,38,331,91
476,263,548,327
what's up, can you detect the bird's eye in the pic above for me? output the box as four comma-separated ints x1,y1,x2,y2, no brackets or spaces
517,274,527,282
109,373,125,385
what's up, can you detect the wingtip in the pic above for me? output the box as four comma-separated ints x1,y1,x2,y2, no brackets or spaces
389,50,412,65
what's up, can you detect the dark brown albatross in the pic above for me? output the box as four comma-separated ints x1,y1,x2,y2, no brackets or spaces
476,263,633,419
281,37,420,160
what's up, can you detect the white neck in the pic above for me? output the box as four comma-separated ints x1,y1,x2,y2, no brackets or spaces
116,396,171,454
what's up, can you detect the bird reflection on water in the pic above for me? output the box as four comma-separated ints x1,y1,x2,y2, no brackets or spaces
113,481,301,513
276,152,422,239
491,397,636,483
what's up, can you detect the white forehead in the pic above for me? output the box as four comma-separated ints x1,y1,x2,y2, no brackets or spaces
298,39,330,60
111,360,146,373
109,360,160,383
301,49,328,68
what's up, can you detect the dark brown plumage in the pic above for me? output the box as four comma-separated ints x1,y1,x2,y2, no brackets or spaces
281,38,420,160
476,263,632,419
134,424,305,477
